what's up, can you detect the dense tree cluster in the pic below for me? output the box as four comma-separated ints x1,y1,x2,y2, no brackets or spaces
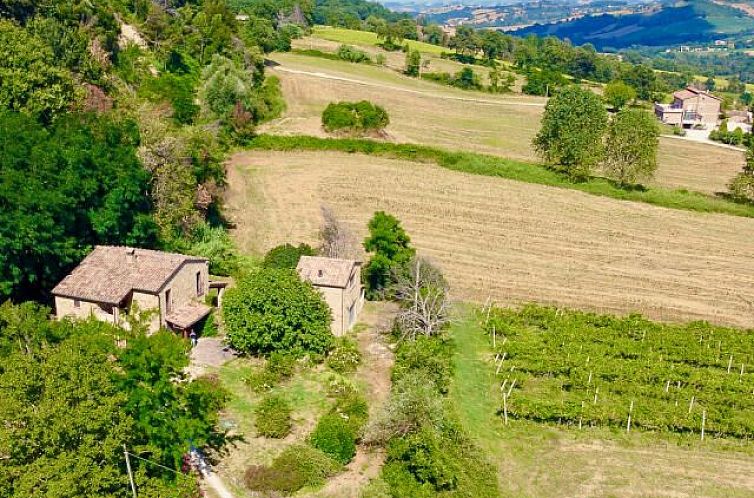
0,112,156,301
0,0,292,299
0,302,227,497
534,85,659,184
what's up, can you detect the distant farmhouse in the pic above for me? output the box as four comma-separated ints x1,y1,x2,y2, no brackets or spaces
297,256,364,336
654,86,722,128
53,246,225,336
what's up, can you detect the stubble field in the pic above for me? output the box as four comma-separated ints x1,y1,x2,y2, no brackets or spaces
226,150,754,328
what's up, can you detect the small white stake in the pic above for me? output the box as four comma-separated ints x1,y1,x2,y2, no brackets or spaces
627,400,634,433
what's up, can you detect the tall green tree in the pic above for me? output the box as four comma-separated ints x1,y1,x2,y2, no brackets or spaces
729,140,754,203
603,108,659,185
533,85,608,180
0,306,221,497
362,211,415,298
405,50,421,77
603,80,636,111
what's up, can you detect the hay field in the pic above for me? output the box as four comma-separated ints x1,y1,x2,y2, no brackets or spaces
226,150,754,328
264,51,745,195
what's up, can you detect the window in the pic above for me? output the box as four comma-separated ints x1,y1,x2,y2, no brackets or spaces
196,271,204,296
165,289,172,314
73,299,81,308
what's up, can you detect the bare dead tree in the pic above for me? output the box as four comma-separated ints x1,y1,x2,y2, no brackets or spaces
394,257,451,340
319,205,355,259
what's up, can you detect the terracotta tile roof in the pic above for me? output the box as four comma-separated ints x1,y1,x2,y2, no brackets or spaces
673,87,722,102
296,256,361,288
165,302,211,329
52,246,207,304
673,89,699,100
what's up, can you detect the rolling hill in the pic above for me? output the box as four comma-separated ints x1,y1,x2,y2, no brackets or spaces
514,0,754,49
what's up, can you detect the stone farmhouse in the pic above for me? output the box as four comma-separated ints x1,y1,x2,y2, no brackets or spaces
654,86,722,128
296,256,365,336
53,246,222,336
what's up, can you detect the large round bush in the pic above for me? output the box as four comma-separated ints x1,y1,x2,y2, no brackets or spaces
309,414,357,464
223,269,334,355
321,101,389,134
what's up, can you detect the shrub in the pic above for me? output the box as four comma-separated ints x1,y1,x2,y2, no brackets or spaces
309,414,357,464
360,477,392,498
421,71,451,85
386,426,459,492
332,386,369,434
187,222,238,276
450,67,482,90
245,352,297,392
337,44,371,63
263,242,316,269
254,394,292,438
245,368,279,392
322,101,390,134
365,372,445,445
223,268,334,356
392,335,454,394
268,351,297,378
326,337,361,374
199,311,218,338
245,444,340,493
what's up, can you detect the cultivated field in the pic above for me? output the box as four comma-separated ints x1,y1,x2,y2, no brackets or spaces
264,50,746,195
226,150,754,328
452,314,754,498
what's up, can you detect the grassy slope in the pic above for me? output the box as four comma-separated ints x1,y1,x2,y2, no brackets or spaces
449,309,754,497
312,26,447,56
249,134,754,219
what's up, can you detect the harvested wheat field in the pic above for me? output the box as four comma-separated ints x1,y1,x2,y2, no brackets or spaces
655,138,745,195
263,52,745,195
226,150,754,328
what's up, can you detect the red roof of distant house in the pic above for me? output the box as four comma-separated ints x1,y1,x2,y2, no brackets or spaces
673,87,722,102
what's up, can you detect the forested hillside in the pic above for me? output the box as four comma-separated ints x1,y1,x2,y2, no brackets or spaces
0,1,293,496
0,0,290,302
515,0,754,49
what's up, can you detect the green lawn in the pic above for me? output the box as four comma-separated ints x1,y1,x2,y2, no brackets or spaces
312,26,447,56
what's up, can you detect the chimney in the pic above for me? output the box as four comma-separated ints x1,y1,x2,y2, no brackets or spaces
125,247,137,265
318,269,323,278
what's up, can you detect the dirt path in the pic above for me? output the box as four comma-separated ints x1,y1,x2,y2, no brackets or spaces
304,302,398,498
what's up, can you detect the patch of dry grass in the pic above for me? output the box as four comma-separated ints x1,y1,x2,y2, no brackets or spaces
226,150,754,328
